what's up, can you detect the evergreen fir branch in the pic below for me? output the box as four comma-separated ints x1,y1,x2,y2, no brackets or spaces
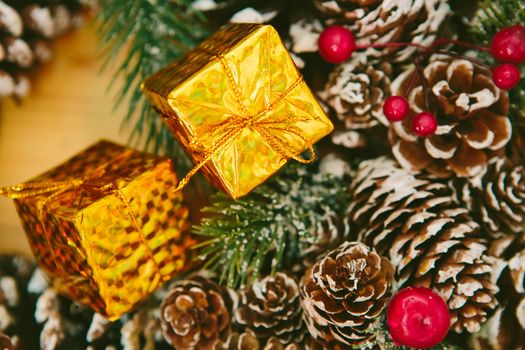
193,161,351,288
468,0,525,117
96,0,209,167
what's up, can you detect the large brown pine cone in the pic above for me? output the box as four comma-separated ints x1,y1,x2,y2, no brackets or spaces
390,55,512,178
453,158,525,237
348,157,498,333
300,241,394,349
312,0,450,62
160,277,232,350
319,57,391,149
0,0,87,99
234,273,304,345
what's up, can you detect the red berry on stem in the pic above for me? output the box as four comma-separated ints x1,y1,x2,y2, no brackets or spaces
492,63,521,90
318,25,356,64
491,25,525,64
412,112,437,137
387,287,450,349
383,96,409,122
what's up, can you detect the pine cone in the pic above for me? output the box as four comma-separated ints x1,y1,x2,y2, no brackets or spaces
160,276,232,350
312,0,450,62
300,241,394,348
469,301,525,350
453,158,525,237
228,332,301,350
234,273,304,345
490,233,525,299
390,55,512,178
348,157,498,333
0,0,88,99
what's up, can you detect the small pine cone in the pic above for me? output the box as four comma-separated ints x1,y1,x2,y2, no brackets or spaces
453,158,525,237
469,300,525,350
312,0,450,62
319,57,391,141
0,0,88,99
300,241,394,349
348,157,498,333
390,55,512,178
160,277,232,350
234,273,304,345
228,332,301,350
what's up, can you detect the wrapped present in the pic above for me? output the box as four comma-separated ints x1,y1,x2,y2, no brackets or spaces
143,23,334,199
0,141,192,320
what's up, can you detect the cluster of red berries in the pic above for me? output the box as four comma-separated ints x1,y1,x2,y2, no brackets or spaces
318,25,525,138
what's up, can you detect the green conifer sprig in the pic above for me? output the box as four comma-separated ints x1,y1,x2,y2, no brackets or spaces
96,0,209,166
193,162,351,288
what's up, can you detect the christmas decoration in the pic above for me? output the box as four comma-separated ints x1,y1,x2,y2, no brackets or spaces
452,158,525,237
348,158,498,333
384,96,410,122
317,25,355,63
411,111,438,137
234,272,304,345
312,0,450,62
160,276,232,349
300,241,394,348
0,141,192,320
390,55,512,178
386,287,451,349
492,64,521,90
490,25,525,64
0,0,88,99
143,23,333,199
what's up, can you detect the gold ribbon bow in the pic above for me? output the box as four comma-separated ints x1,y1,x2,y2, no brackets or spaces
0,150,163,283
172,52,317,193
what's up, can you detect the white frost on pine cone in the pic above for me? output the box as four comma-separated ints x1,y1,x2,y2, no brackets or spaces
14,75,31,99
0,277,18,307
191,0,225,11
27,6,55,38
0,72,15,96
0,1,23,36
320,153,351,178
40,313,64,350
517,297,525,330
121,312,146,350
331,130,367,148
229,7,278,24
0,305,13,331
35,289,59,323
52,5,73,36
289,18,323,53
6,38,34,68
87,314,110,342
28,268,49,294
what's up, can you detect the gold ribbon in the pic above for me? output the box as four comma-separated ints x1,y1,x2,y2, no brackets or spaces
172,52,317,193
0,150,163,284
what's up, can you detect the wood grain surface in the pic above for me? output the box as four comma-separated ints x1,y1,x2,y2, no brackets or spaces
0,23,129,256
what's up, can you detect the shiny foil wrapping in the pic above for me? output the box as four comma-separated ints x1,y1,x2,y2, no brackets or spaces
13,141,192,320
143,23,333,199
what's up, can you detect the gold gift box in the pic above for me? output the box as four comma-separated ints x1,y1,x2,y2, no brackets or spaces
9,141,192,320
143,23,333,199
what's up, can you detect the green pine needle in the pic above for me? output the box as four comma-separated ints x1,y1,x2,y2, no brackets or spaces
96,0,209,168
193,161,351,288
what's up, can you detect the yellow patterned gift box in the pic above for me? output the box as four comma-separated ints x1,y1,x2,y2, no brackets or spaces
0,141,193,320
143,23,334,199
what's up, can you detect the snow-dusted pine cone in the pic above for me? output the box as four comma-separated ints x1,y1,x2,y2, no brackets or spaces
390,55,512,178
453,158,525,237
312,0,450,62
300,241,394,349
234,273,304,346
469,301,525,350
319,56,391,148
0,0,88,99
490,233,525,298
348,157,498,333
160,277,232,350
228,332,301,350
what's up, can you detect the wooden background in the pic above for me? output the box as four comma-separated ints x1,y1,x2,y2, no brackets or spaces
0,23,129,256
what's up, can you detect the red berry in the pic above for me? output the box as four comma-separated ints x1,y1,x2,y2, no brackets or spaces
383,96,409,122
387,287,450,349
412,112,437,137
491,25,525,64
318,25,356,64
492,63,521,90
